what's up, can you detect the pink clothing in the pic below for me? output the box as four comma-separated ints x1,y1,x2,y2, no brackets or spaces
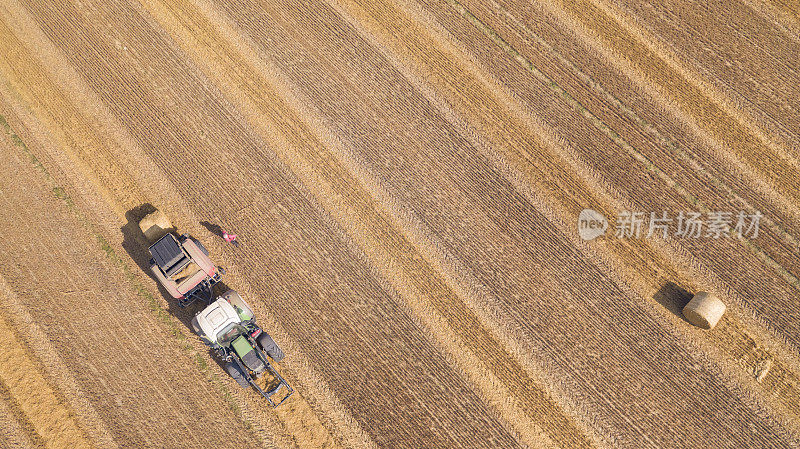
222,232,237,243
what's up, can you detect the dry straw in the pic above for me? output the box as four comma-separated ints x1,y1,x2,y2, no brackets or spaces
683,291,727,329
139,209,173,242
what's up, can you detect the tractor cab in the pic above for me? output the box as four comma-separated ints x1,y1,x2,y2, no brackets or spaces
194,298,243,347
193,290,256,344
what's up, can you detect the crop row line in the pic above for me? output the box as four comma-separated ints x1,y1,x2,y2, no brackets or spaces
446,0,800,294
490,0,799,250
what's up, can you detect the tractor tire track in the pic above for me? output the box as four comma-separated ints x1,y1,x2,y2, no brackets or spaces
515,0,800,209
605,0,800,153
0,313,90,449
740,0,800,45
0,383,40,449
464,0,800,260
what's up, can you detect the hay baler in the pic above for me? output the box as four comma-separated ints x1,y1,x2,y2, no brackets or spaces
139,210,223,307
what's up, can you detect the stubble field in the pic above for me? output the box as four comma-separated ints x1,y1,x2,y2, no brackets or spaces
0,0,798,448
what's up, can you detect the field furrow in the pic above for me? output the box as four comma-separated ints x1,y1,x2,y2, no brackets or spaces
764,0,800,28
437,0,800,348
0,386,39,449
508,0,800,209
466,0,800,251
0,303,90,449
183,0,797,446
745,0,800,40
604,0,800,152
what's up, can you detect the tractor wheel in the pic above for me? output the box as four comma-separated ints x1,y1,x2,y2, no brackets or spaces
257,333,285,363
224,362,250,389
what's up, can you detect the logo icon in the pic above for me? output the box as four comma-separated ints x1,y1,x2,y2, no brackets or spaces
578,209,608,241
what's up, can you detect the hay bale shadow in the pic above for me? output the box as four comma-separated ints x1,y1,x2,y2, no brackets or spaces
653,282,694,323
121,203,159,276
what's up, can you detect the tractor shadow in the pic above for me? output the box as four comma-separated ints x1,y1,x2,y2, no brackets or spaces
121,203,229,333
653,282,693,323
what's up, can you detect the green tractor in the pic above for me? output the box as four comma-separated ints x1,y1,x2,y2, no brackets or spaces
192,289,293,407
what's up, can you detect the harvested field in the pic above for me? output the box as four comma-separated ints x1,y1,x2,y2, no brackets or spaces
0,0,797,447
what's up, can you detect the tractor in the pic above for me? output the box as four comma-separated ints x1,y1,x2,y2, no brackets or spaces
138,209,292,405
192,289,293,407
138,210,223,307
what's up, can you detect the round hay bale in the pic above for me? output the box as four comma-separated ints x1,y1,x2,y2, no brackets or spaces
138,209,172,242
682,291,726,329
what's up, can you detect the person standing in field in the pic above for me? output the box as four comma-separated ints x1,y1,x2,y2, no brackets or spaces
200,221,240,247
222,230,239,247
